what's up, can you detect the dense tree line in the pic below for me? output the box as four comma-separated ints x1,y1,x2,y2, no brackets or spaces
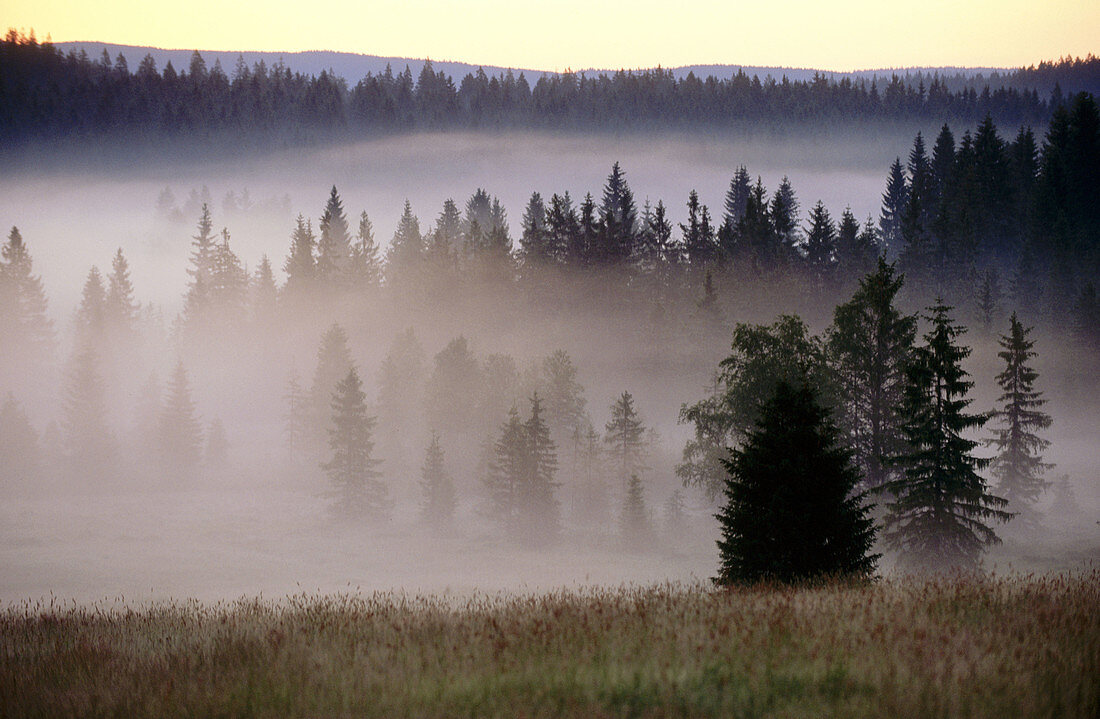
0,114,1082,569
881,93,1100,333
704,264,1053,578
4,30,1093,143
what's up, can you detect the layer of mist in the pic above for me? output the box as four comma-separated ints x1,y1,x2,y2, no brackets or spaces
1,127,1097,605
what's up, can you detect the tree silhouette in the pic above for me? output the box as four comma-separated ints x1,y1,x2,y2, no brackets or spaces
989,313,1052,526
715,380,877,585
323,367,388,519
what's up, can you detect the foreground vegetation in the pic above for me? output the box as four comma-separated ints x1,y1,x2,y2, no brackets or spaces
2,573,1097,718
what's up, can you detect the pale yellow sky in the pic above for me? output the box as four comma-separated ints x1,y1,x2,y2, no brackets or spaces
5,0,1098,72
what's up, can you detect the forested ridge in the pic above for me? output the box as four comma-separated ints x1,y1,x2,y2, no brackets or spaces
2,29,1096,143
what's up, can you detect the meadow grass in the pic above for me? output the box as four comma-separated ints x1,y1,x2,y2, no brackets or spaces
2,572,1097,718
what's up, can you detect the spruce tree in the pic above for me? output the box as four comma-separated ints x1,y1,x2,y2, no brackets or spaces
106,248,138,338
324,368,388,519
348,210,384,291
62,345,116,479
884,300,1012,571
770,177,800,261
604,391,647,485
310,323,354,436
879,158,908,258
157,360,203,476
75,266,108,349
520,392,561,545
802,201,837,289
541,349,588,449
485,407,521,532
989,313,1052,525
184,204,216,322
715,381,877,585
386,199,424,288
316,185,351,284
250,255,279,327
827,258,917,491
0,227,54,368
420,431,456,528
283,214,317,299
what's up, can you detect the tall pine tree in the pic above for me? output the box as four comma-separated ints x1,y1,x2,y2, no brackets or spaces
989,313,1052,526
884,300,1011,571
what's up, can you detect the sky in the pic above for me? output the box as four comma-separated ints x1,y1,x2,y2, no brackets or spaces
5,0,1099,72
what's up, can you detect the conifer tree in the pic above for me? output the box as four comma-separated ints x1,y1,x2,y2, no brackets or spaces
879,158,908,257
207,228,248,329
283,214,317,299
420,431,456,528
386,199,424,287
106,248,137,338
519,191,553,265
604,391,647,485
348,210,384,290
75,266,108,349
827,259,917,490
770,177,800,261
184,204,216,321
157,360,203,476
310,324,354,436
835,209,878,288
598,162,637,263
884,300,1011,571
802,201,837,288
425,336,483,437
250,255,278,326
324,367,388,519
486,406,526,535
541,349,587,448
316,185,351,284
715,380,877,585
545,193,581,268
989,313,1052,524
722,165,752,230
0,227,54,368
520,392,560,544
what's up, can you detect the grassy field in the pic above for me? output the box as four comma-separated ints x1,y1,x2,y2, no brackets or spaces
2,573,1098,718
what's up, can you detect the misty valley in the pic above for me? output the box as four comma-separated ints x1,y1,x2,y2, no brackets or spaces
1,30,1099,718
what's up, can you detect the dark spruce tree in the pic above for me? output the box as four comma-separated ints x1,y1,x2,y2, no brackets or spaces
324,367,389,520
884,300,1012,571
989,313,1052,526
714,381,877,586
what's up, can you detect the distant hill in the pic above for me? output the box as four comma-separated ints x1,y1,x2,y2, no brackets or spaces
55,41,1010,85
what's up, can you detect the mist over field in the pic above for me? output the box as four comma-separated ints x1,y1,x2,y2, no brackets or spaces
2,114,1099,608
1,128,903,313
